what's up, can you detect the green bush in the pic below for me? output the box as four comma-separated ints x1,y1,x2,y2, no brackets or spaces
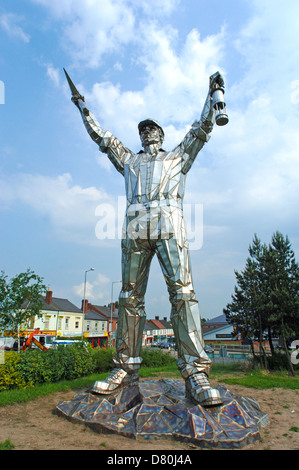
266,352,298,371
141,348,177,368
61,344,95,380
0,439,15,450
0,345,95,391
91,348,115,373
0,346,178,392
0,352,29,391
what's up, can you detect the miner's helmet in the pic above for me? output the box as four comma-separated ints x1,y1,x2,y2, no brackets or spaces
138,119,164,138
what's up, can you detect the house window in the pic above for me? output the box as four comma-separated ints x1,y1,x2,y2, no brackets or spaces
44,316,51,329
95,322,98,331
65,317,69,330
75,321,79,329
87,322,90,332
102,323,105,331
57,317,62,329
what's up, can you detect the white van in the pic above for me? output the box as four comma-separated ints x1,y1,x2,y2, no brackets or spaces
32,334,56,349
51,339,82,349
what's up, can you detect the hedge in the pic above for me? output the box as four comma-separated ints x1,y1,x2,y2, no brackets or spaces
0,346,176,392
0,352,28,391
0,345,95,391
141,348,177,368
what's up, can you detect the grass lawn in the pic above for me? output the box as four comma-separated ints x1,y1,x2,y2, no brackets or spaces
0,363,298,407
220,370,299,390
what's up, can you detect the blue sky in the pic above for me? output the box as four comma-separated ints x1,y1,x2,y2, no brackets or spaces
0,0,298,320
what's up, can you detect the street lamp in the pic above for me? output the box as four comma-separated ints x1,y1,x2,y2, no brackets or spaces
110,280,121,347
82,268,95,337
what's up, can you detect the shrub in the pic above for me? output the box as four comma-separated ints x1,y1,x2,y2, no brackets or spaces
0,346,178,392
0,439,15,450
0,352,29,391
141,348,177,368
267,352,298,371
91,347,177,372
60,344,95,380
91,348,115,373
0,345,95,391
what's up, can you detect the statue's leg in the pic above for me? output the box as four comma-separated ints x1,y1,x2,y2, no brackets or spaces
156,236,222,406
92,237,154,394
113,237,154,372
156,236,210,375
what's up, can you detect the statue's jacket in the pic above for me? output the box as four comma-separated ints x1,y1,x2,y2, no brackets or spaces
81,106,210,247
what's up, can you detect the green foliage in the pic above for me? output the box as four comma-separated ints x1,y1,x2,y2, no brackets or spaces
0,347,180,392
0,268,47,338
141,348,177,367
0,439,15,450
91,347,115,373
0,352,29,391
1,359,299,407
224,232,299,374
0,373,104,406
266,352,295,371
0,345,95,391
222,370,299,390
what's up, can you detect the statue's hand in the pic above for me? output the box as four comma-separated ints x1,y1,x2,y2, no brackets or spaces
71,94,85,107
71,94,89,115
209,71,225,90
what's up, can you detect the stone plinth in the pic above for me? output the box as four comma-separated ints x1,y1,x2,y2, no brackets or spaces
56,379,268,449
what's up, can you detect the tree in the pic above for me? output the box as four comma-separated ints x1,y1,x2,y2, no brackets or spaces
0,269,47,351
224,235,269,367
224,232,299,374
264,232,299,374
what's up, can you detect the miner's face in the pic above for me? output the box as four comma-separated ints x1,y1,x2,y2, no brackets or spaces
140,125,164,148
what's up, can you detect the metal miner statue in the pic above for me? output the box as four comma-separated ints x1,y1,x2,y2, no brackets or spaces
65,68,228,406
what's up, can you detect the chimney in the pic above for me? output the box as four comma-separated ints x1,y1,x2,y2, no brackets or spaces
46,290,52,305
112,303,115,313
81,299,88,314
155,315,159,320
163,317,167,322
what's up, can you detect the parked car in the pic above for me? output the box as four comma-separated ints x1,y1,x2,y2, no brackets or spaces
150,341,159,348
51,340,84,348
0,337,15,351
204,344,214,354
159,342,171,349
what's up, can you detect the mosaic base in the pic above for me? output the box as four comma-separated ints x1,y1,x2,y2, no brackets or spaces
56,379,269,449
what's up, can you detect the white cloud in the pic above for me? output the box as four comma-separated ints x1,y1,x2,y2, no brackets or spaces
76,24,226,151
181,1,299,245
32,0,136,68
32,0,226,150
54,0,299,248
6,1,298,248
0,172,117,245
45,64,61,87
131,0,180,16
26,1,179,102
0,13,30,42
290,80,299,105
73,272,111,302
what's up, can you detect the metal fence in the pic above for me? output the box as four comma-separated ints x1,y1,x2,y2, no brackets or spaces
208,344,251,364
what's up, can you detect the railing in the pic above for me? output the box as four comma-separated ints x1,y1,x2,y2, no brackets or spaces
212,344,251,353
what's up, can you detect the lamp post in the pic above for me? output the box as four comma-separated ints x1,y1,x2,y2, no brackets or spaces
110,280,121,347
82,268,95,337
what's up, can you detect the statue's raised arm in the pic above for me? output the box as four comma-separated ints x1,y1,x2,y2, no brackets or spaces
179,71,228,174
64,69,132,176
